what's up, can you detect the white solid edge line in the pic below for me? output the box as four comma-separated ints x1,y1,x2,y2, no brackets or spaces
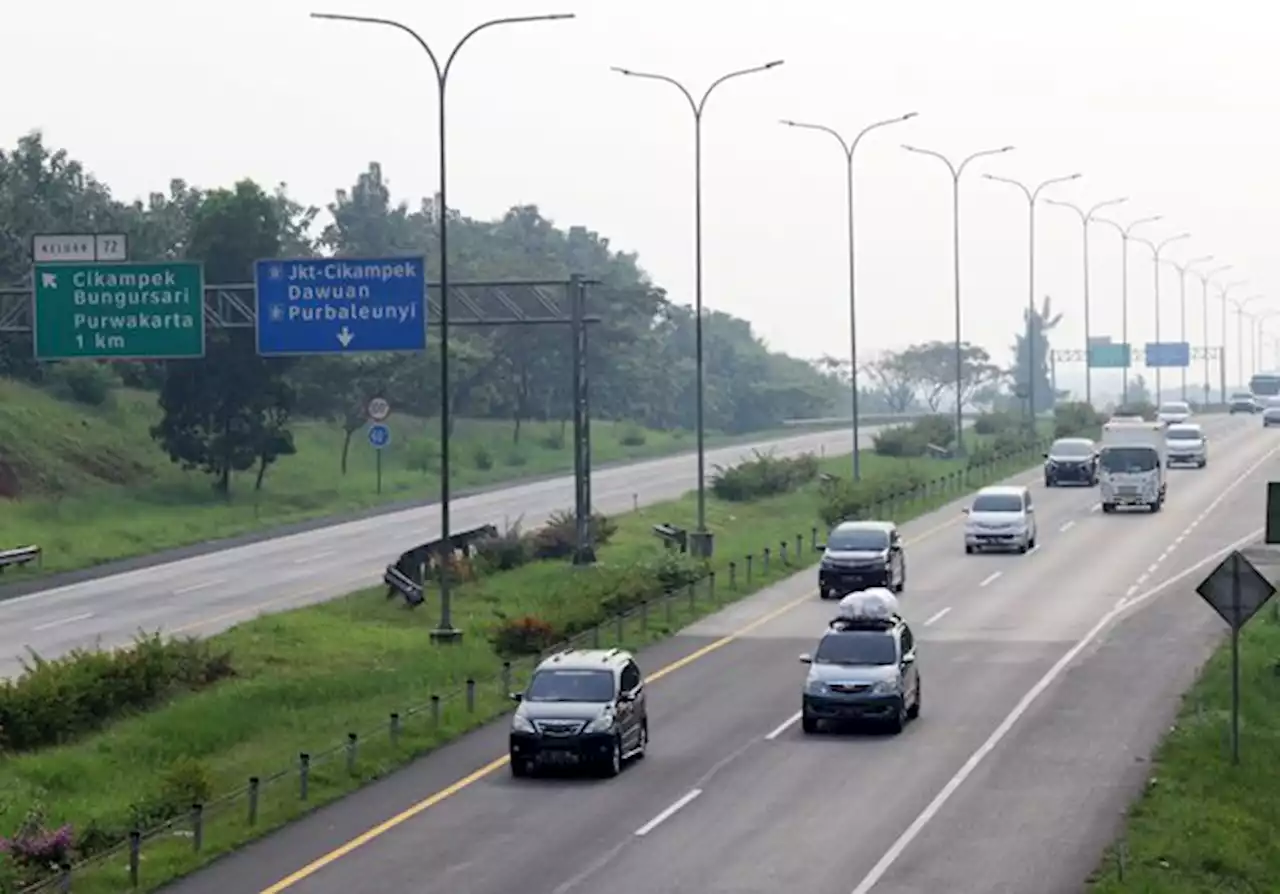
765,711,802,741
31,611,94,632
174,579,224,595
1059,520,1075,533
635,788,703,837
923,607,952,627
978,572,1001,588
848,443,1279,894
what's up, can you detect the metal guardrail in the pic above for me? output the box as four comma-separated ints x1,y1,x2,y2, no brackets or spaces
0,545,41,573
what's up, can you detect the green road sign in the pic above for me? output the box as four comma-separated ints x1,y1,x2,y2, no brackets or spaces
1087,342,1130,369
33,262,205,360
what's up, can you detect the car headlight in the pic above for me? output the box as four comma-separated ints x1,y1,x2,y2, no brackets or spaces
870,679,901,696
511,714,536,734
806,678,829,696
583,712,614,734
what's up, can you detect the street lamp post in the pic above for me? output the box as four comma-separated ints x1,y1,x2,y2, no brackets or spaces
1254,309,1279,376
1162,255,1213,401
1219,281,1250,395
983,172,1082,419
1042,196,1127,408
1093,215,1163,404
1229,294,1263,389
311,10,575,643
614,60,784,556
1194,265,1232,403
780,112,918,480
1131,232,1190,400
902,143,1014,450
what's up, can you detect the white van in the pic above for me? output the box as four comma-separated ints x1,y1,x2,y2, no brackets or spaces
963,485,1037,554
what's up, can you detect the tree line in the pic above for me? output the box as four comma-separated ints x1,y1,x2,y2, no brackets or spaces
0,132,852,493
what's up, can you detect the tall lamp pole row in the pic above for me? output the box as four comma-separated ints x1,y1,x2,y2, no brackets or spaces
311,10,575,642
1162,255,1213,401
1219,281,1251,394
1131,232,1190,400
983,172,1081,419
780,112,918,480
1043,196,1127,407
612,61,784,555
901,143,1014,451
1228,294,1263,389
1092,214,1162,405
1194,265,1233,402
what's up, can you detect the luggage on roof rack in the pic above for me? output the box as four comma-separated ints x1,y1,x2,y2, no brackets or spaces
829,589,901,629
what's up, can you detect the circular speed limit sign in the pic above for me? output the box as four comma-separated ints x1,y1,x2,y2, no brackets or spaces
366,397,391,422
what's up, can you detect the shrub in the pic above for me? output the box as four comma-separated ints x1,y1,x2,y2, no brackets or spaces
872,415,956,458
46,360,117,407
1114,401,1157,421
818,464,932,527
1053,401,1105,438
972,411,1017,436
473,522,532,573
0,808,74,881
710,450,820,501
910,414,957,448
403,437,437,475
0,634,234,754
491,616,561,658
618,423,647,447
530,510,619,560
991,426,1042,458
471,443,495,470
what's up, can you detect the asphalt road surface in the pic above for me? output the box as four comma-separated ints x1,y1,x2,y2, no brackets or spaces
161,413,1276,894
0,425,885,677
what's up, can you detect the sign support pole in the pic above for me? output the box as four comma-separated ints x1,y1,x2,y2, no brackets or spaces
1231,561,1241,765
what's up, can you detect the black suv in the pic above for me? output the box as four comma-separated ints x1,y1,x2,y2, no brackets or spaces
509,648,648,778
817,521,905,599
1043,437,1098,486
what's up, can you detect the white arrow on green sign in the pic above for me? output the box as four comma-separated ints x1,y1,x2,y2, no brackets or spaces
33,261,206,360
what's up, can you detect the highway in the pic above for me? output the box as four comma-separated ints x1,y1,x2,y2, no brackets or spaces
161,413,1277,894
0,425,879,677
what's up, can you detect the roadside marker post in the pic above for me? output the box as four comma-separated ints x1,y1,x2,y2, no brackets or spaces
368,422,391,495
1196,548,1277,764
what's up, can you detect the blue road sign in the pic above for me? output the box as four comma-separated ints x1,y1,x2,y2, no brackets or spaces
1087,342,1130,369
254,256,427,356
1144,342,1190,368
368,423,391,450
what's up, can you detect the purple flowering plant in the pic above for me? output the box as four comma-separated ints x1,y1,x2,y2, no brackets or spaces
0,809,74,873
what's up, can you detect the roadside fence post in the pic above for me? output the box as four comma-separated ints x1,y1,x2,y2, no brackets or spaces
390,713,401,746
779,541,788,565
687,581,696,611
746,554,754,584
431,694,441,726
191,803,204,852
796,533,803,557
729,561,737,589
346,732,358,775
708,571,717,604
763,547,771,573
299,753,311,801
128,829,141,886
640,599,649,632
665,589,674,624
248,777,260,825
501,661,512,696
57,864,70,893
466,679,476,712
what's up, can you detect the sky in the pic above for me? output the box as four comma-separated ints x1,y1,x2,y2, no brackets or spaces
6,0,1278,399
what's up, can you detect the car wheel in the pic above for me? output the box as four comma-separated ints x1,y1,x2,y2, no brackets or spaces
598,735,623,778
1102,503,1116,514
801,714,819,734
964,544,975,555
887,700,906,734
1044,477,1054,487
907,680,921,720
510,756,532,778
1017,539,1029,554
633,721,648,760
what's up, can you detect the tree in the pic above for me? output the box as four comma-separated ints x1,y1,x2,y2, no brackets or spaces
862,352,921,413
150,181,299,495
1009,295,1061,413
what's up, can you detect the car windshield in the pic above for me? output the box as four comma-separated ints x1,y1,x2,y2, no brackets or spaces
524,669,615,703
1231,393,1252,401
1049,440,1092,457
813,631,898,666
1166,427,1201,441
971,493,1023,513
1159,404,1188,414
827,528,890,551
1100,446,1158,472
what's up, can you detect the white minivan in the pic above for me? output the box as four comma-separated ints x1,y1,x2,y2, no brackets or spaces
963,485,1037,554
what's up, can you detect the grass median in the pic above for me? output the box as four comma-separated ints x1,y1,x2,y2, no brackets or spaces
0,377,836,580
0,438,1049,894
1086,606,1280,893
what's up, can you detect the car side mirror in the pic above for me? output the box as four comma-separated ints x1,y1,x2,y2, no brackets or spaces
618,690,635,703
815,543,826,551
901,651,916,665
961,507,970,515
509,692,523,702
799,653,813,664
1042,452,1049,459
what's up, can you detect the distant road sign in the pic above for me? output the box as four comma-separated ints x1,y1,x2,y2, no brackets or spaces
32,261,205,360
1087,343,1130,369
1196,550,1275,630
254,256,427,356
367,423,391,450
33,233,128,263
1145,342,1190,368
367,397,391,422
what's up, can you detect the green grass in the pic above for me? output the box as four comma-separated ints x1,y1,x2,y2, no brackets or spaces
0,377,835,578
0,440,1053,894
1086,607,1280,893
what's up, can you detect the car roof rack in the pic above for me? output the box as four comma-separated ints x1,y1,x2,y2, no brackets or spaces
828,615,900,632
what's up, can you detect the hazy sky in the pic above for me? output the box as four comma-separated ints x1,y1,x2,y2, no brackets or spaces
7,1,1277,395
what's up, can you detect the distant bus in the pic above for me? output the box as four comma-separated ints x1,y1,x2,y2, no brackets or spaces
1250,372,1280,396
